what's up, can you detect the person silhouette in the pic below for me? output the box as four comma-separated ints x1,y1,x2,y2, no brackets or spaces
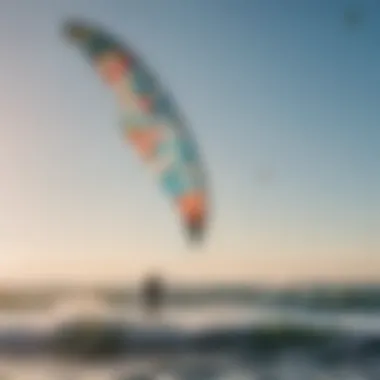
140,273,165,316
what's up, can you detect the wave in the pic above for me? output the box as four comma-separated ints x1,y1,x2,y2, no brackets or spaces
0,319,378,363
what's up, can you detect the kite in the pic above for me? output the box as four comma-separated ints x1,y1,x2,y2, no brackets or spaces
63,20,209,244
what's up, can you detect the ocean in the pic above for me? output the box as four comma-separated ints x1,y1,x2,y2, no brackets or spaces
0,301,379,379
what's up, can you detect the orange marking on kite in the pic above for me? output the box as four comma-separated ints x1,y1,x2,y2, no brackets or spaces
128,129,163,159
177,192,205,220
97,54,129,85
138,96,153,113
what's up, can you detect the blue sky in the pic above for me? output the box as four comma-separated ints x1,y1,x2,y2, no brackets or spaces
0,0,378,283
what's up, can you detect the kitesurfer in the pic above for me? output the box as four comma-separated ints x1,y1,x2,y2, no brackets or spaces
140,273,165,316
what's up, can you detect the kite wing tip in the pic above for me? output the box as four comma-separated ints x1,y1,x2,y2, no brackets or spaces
62,19,93,41
185,217,206,246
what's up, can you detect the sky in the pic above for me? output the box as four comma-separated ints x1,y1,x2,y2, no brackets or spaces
0,0,378,284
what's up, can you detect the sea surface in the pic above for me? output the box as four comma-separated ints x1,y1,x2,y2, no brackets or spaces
0,304,379,379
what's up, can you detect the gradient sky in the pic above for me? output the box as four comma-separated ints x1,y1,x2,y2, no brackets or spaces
0,0,378,284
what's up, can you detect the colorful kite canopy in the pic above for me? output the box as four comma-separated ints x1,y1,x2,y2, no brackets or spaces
63,20,208,244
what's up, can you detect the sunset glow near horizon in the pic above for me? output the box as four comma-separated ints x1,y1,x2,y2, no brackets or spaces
0,0,378,284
